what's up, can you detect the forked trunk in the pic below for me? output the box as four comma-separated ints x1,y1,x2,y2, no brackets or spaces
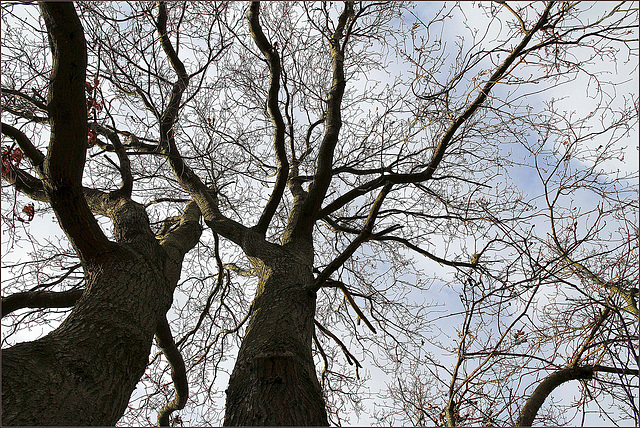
224,256,327,426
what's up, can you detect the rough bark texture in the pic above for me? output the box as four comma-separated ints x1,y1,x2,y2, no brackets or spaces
224,238,327,426
2,4,204,424
2,251,169,425
220,5,355,424
1,201,201,426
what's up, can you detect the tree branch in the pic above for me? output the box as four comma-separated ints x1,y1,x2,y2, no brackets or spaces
2,122,46,176
155,315,188,427
377,235,480,269
314,320,362,369
247,2,289,235
152,1,247,246
292,1,354,239
1,105,49,124
94,123,133,199
158,201,203,263
1,164,48,202
1,289,83,317
1,87,49,112
322,279,376,334
39,2,113,259
311,183,393,292
516,366,593,427
317,2,555,220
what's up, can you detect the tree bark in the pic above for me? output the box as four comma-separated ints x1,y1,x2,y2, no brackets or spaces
2,248,173,425
516,366,593,427
224,242,327,426
1,197,201,426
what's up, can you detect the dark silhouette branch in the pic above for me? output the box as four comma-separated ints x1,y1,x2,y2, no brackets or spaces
247,2,289,236
321,279,376,334
314,320,362,369
1,87,49,112
516,366,593,427
318,2,555,221
1,105,49,124
155,315,188,427
1,123,46,172
312,183,393,292
377,235,480,269
39,2,113,260
293,1,354,239
1,289,83,317
152,1,247,246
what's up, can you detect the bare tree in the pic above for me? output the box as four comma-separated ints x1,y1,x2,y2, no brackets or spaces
2,1,637,426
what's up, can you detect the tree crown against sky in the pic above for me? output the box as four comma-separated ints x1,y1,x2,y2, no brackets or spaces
1,1,638,426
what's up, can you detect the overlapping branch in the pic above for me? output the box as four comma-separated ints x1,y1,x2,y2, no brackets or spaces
152,1,247,246
312,183,394,292
317,2,555,220
291,1,354,239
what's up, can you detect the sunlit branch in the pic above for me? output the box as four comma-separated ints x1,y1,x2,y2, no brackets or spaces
321,278,376,334
314,320,362,370
1,105,49,124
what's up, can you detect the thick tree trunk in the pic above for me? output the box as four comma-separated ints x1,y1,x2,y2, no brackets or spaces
224,254,328,426
2,248,173,426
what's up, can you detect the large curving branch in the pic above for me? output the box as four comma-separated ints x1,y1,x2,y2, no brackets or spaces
516,305,637,426
248,5,287,228
516,366,593,427
3,121,132,202
39,2,113,260
247,2,289,236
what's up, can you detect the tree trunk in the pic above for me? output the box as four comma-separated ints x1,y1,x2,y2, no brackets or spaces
2,248,173,426
224,253,328,426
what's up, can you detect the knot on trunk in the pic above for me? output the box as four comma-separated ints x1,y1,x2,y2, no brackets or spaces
254,351,298,386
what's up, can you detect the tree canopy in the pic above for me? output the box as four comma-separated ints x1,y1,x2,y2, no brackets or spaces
2,1,638,426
